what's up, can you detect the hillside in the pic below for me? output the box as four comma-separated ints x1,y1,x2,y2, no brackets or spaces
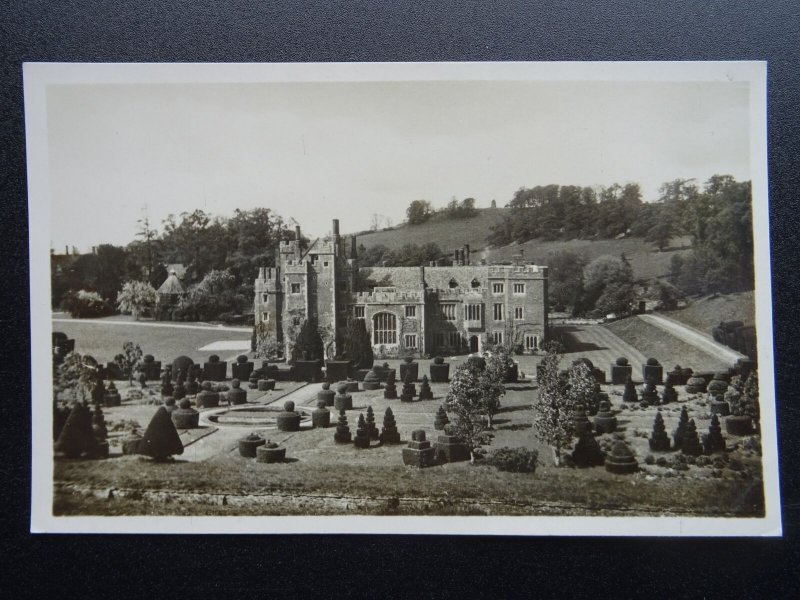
352,209,693,281
352,208,508,255
663,291,756,333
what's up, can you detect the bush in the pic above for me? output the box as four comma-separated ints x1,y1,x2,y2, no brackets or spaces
60,290,113,318
487,447,538,473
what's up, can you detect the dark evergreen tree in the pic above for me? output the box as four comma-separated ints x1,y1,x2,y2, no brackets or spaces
292,318,324,362
343,317,374,369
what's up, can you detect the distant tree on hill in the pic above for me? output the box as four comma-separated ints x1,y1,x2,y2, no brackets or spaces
443,196,479,219
406,200,434,225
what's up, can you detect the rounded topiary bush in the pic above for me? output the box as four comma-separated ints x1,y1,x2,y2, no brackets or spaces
616,357,629,366
647,358,660,366
209,354,220,363
144,354,155,363
433,356,445,365
237,355,248,363
284,400,295,412
404,356,414,364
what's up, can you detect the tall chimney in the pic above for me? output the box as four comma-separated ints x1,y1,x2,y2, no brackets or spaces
332,219,340,236
65,245,69,256
295,225,301,241
350,235,357,259
464,245,470,265
453,249,459,265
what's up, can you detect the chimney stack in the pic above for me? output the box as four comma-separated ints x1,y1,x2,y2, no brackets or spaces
295,225,301,241
453,249,459,265
464,244,470,265
65,245,69,256
332,218,340,237
350,235,357,259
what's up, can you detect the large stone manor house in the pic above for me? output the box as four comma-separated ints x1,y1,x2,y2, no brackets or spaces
254,219,548,359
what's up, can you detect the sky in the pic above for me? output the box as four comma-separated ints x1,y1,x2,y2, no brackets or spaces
46,79,751,252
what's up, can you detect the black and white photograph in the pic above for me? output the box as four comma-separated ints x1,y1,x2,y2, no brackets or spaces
25,61,779,535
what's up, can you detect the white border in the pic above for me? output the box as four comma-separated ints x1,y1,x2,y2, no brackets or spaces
25,61,780,536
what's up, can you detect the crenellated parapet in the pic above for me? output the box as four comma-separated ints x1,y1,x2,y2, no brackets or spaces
428,287,486,297
488,264,548,278
354,288,424,304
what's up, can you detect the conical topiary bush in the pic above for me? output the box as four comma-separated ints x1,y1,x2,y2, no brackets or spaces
673,406,689,450
383,369,398,399
365,406,380,440
622,376,638,404
380,407,401,444
418,375,433,400
353,413,371,449
433,405,450,430
138,406,184,461
648,411,671,452
55,402,98,458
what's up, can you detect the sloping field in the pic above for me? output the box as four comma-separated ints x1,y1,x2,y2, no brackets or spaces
353,211,691,281
353,208,508,254
664,291,756,333
604,316,731,373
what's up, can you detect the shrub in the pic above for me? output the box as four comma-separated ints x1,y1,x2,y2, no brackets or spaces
616,357,629,366
647,358,660,366
60,290,112,318
116,280,158,320
487,447,538,473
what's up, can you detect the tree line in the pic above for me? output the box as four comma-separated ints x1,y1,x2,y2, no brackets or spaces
52,207,297,319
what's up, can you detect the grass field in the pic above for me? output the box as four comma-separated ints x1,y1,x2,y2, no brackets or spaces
51,314,252,365
664,291,756,333
604,316,731,373
352,209,692,281
354,208,508,254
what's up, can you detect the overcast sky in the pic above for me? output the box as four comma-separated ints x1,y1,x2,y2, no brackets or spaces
46,79,750,252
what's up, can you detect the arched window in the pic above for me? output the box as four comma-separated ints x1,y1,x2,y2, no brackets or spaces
449,278,458,288
471,278,480,288
373,312,397,345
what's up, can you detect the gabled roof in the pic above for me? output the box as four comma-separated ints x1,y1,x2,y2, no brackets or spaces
158,270,185,295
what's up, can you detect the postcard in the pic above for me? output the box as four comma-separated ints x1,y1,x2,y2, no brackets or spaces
25,61,779,535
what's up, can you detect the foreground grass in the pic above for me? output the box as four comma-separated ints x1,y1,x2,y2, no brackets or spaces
54,454,764,517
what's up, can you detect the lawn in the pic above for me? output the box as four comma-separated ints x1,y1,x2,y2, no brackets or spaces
604,317,731,373
664,291,756,334
51,314,252,365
